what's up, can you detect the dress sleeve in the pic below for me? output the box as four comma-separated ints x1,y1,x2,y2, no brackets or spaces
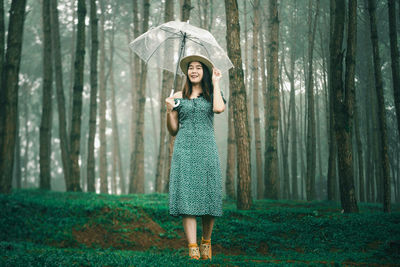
172,98,182,112
221,90,227,104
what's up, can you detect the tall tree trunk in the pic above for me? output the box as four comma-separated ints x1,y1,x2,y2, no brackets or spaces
0,0,27,193
68,0,76,135
149,82,158,190
155,0,174,193
368,60,380,202
305,0,319,201
354,92,365,202
367,0,391,212
130,0,150,194
108,21,124,195
315,88,323,196
39,0,53,190
278,55,289,199
364,66,373,202
225,94,236,199
299,78,306,199
199,0,209,30
165,134,176,193
110,49,120,195
260,24,271,198
98,0,108,194
156,67,173,193
244,0,252,146
109,23,125,194
23,91,29,188
128,0,140,194
252,0,263,199
243,0,248,88
51,0,72,191
331,0,358,213
397,152,400,202
181,0,191,21
226,0,237,198
225,0,252,209
14,110,21,189
388,0,400,143
69,0,86,192
264,0,280,200
327,0,337,201
87,0,99,193
288,5,298,200
278,74,290,199
163,138,172,193
0,0,4,121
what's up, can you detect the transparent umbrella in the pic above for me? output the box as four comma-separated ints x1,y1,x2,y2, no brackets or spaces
129,20,233,101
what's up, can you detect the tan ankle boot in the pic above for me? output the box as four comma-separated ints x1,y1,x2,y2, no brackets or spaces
200,237,212,260
188,243,200,260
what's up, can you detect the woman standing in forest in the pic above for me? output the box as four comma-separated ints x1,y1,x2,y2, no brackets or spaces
165,54,226,260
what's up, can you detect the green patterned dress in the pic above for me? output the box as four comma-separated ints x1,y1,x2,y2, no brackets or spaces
169,91,227,217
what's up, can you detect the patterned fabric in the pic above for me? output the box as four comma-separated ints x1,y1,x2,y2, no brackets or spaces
169,91,227,217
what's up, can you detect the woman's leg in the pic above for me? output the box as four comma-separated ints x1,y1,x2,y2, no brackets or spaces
182,215,197,244
201,215,215,240
200,215,214,260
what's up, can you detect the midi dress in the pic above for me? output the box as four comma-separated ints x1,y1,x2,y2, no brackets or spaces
169,91,227,217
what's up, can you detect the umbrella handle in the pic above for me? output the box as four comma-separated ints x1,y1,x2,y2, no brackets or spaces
170,89,180,107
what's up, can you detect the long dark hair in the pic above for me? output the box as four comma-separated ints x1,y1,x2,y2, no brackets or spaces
182,62,213,102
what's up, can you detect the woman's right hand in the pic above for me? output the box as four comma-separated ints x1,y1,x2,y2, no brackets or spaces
166,93,180,136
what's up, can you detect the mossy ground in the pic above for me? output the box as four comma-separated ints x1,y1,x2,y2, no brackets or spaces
1,189,399,266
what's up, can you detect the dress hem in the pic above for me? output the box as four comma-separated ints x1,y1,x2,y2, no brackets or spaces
169,212,223,218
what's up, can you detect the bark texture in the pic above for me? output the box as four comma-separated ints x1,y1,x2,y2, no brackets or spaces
181,0,191,21
99,0,108,194
264,0,280,200
305,0,319,201
39,0,53,190
130,0,150,194
87,0,99,193
155,0,174,193
69,0,86,192
225,0,252,209
252,0,263,199
327,0,337,201
51,0,72,191
128,0,140,194
330,0,358,212
0,0,27,194
388,0,400,144
288,6,298,199
367,0,391,212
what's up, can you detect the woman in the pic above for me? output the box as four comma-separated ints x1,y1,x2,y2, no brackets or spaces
165,54,226,260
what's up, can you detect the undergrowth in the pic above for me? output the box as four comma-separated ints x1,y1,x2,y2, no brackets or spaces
0,189,399,266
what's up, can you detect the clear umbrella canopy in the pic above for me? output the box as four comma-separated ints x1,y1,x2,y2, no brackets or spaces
129,21,234,76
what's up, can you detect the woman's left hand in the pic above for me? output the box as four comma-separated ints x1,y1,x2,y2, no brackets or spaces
212,67,222,84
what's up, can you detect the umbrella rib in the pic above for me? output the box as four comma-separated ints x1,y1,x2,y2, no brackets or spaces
185,36,212,58
160,28,185,38
145,35,180,62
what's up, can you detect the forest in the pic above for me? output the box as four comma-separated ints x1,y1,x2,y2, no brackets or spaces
1,0,400,265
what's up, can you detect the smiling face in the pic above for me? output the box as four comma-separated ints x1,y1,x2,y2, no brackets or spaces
187,61,204,84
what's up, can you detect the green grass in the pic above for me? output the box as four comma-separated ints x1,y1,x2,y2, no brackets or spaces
0,189,399,266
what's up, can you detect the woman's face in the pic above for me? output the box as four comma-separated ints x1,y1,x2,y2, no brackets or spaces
187,61,203,84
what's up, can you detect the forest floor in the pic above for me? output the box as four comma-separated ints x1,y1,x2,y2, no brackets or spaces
0,189,399,266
